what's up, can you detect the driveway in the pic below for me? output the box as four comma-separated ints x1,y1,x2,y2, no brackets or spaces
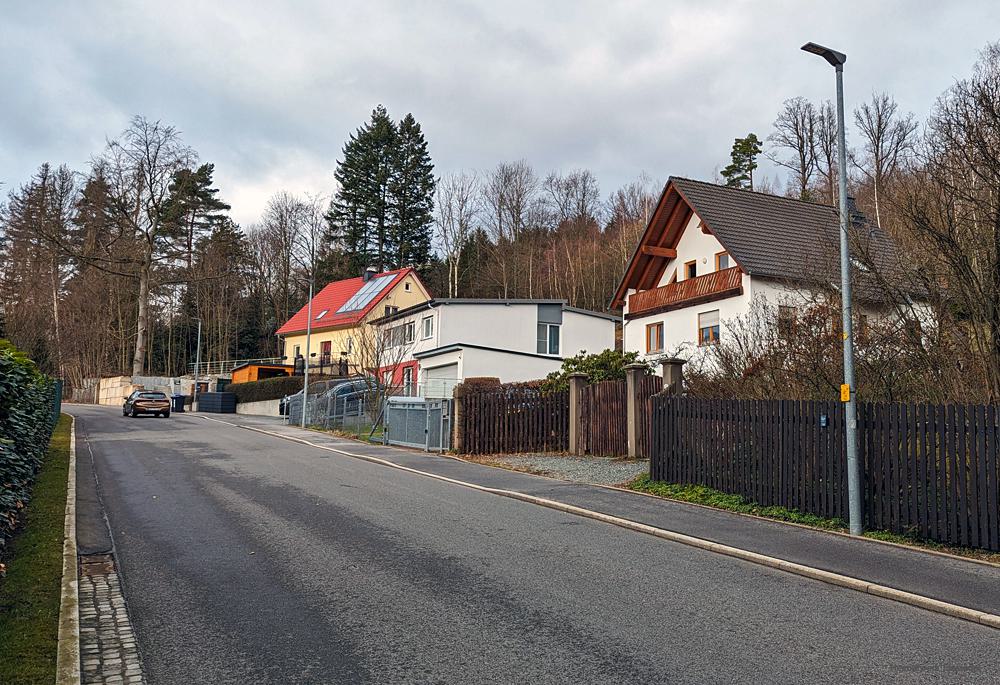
72,405,1000,684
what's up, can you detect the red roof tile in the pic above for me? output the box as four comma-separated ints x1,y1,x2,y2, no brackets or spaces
275,268,420,336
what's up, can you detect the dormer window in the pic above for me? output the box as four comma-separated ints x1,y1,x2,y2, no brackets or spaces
315,309,329,320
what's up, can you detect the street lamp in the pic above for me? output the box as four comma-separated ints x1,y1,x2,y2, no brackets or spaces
802,41,863,536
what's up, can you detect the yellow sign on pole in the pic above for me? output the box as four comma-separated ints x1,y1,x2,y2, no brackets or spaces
840,383,851,402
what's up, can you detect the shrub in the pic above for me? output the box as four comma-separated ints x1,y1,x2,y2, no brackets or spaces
453,377,501,398
223,375,343,404
0,339,57,547
540,349,651,392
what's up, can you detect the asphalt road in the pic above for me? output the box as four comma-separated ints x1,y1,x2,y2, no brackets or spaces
72,405,1000,684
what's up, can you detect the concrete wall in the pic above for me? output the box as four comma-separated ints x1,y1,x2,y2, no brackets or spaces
235,398,283,417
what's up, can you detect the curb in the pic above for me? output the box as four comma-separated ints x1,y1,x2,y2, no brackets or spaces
55,414,81,685
205,417,1000,631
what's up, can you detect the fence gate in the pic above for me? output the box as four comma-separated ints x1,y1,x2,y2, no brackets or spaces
384,397,452,451
580,375,661,457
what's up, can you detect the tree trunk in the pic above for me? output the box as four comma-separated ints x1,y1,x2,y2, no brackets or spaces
132,256,151,376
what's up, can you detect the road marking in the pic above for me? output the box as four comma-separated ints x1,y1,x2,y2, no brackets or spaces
56,415,82,685
199,416,1000,631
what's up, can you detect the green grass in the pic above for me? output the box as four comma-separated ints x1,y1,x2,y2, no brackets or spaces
625,473,1000,563
0,414,71,685
626,474,848,529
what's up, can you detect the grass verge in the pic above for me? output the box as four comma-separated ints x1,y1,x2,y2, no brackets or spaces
625,474,1000,564
0,414,71,685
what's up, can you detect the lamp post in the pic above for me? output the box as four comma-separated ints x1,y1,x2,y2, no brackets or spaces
301,271,314,429
801,41,862,536
192,318,202,412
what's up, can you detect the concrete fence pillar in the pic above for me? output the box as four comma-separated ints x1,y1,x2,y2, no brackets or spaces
567,372,589,455
661,357,686,396
452,392,464,453
624,363,649,458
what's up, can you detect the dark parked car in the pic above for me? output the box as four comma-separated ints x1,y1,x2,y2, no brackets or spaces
123,390,171,418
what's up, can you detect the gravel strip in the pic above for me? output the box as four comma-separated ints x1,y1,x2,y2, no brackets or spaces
485,454,648,485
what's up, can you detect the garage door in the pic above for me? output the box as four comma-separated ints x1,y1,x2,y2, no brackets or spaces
421,363,459,398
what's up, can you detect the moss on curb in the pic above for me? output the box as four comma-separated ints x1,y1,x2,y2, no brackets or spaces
0,414,71,684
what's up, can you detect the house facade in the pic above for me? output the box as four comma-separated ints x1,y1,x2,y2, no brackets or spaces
612,177,899,363
276,267,431,373
372,299,618,397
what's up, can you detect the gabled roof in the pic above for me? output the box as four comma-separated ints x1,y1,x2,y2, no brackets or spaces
276,268,424,336
611,177,899,307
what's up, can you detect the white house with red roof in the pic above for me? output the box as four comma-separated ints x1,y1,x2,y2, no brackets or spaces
276,267,432,375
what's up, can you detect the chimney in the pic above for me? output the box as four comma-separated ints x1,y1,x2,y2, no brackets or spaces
363,266,377,282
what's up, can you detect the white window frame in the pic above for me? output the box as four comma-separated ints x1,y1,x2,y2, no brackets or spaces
421,315,434,340
315,309,329,320
537,322,560,355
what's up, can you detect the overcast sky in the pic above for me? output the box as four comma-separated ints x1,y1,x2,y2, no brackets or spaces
2,1,998,227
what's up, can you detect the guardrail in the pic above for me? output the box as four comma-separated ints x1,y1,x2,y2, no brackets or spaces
187,358,283,376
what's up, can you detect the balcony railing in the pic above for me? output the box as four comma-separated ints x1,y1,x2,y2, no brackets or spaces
627,266,743,318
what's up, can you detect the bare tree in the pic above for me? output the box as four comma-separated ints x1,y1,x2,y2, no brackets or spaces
480,160,540,297
435,171,479,297
101,117,195,375
542,169,603,227
854,92,919,226
768,97,819,200
815,101,841,205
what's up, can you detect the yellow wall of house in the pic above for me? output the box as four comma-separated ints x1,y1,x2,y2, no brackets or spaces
280,272,431,368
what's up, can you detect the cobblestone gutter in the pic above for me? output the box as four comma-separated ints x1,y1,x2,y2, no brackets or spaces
78,555,145,685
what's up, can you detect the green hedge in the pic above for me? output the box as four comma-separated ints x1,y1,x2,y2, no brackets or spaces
0,340,57,548
224,375,309,404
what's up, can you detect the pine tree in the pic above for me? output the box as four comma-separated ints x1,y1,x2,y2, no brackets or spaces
162,163,231,270
720,134,763,190
389,113,435,268
327,105,398,273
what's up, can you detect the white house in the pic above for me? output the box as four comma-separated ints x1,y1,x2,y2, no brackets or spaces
372,299,618,397
611,177,902,364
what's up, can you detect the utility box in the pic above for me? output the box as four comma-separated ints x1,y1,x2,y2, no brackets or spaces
197,392,237,413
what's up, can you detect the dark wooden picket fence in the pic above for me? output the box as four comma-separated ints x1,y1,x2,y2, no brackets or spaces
459,388,569,454
650,397,1000,551
580,376,662,457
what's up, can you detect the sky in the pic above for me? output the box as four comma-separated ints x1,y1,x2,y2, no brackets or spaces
2,1,998,227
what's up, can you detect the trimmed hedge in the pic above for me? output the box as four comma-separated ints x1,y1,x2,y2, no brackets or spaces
0,340,57,549
222,375,340,404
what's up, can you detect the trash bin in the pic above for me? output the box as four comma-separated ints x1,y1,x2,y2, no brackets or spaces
171,394,186,413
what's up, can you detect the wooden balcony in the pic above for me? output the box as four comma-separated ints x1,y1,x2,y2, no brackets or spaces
627,266,743,318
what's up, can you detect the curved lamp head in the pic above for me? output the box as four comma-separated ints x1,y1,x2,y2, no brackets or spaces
801,42,847,68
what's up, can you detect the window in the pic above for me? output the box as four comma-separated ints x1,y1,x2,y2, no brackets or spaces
384,305,399,317
715,252,730,270
537,323,560,355
402,367,414,395
315,309,329,320
778,305,797,337
685,260,697,279
646,322,664,353
698,310,720,346
403,322,415,344
345,336,353,354
421,315,434,339
404,282,412,292
293,345,301,357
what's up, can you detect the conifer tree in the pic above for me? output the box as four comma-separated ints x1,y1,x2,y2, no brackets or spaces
720,133,763,190
327,105,398,273
389,113,435,267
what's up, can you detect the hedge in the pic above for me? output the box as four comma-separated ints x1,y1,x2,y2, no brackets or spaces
223,375,340,404
0,340,57,549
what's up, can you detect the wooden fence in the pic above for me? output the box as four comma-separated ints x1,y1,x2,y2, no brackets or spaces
650,397,1000,551
459,388,569,454
580,376,662,458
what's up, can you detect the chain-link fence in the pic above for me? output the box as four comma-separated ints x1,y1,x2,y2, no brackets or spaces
285,379,380,433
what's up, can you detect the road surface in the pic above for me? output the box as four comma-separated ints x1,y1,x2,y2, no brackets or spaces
72,405,1000,684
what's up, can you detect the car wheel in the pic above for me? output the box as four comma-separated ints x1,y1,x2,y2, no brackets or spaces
163,411,170,418
130,408,138,418
123,407,127,416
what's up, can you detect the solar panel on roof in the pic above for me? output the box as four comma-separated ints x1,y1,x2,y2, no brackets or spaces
336,274,395,313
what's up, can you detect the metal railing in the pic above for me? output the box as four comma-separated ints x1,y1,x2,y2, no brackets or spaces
187,357,283,376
